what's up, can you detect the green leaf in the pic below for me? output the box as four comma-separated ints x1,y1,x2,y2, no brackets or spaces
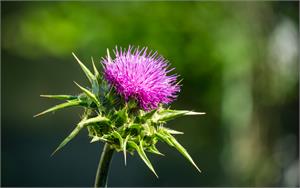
34,100,82,117
127,123,143,136
74,81,100,107
72,52,95,84
91,57,100,79
113,108,128,127
140,109,157,122
51,117,88,156
147,145,164,156
128,123,142,129
155,132,174,147
90,136,108,143
80,115,110,126
123,135,130,165
161,127,184,135
111,131,124,148
168,134,201,173
153,109,205,122
90,57,100,95
40,94,77,100
52,115,109,155
128,140,158,178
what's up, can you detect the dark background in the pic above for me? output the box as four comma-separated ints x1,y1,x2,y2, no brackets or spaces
1,1,299,187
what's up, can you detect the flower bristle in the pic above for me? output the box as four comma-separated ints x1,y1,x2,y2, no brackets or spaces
102,46,180,111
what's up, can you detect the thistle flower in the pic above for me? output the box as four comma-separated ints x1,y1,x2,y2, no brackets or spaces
35,47,205,187
102,46,180,111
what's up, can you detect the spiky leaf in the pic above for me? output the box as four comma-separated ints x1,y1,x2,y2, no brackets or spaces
113,108,128,127
155,132,174,147
80,115,110,126
111,131,124,149
128,140,158,177
51,117,88,156
91,57,100,79
90,57,100,95
139,109,157,123
160,127,184,135
153,109,205,122
72,52,95,84
91,136,108,143
52,115,110,155
167,133,201,173
74,81,100,107
147,145,164,156
40,94,77,100
34,100,82,117
123,135,130,165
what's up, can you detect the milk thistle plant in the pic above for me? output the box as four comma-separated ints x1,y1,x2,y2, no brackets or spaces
35,46,205,187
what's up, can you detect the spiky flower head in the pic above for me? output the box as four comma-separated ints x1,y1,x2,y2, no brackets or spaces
102,46,180,111
35,47,205,181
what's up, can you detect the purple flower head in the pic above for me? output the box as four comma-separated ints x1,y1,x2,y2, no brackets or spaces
102,46,180,111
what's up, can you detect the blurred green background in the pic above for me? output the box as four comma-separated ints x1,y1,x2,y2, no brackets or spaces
1,1,299,187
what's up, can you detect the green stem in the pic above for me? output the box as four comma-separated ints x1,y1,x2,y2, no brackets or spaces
94,143,114,188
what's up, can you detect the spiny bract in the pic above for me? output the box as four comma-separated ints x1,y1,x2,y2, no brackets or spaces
35,46,205,177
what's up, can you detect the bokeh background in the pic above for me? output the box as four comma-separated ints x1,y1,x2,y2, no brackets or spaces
1,1,299,187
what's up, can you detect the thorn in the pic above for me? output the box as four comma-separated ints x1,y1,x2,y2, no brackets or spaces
50,149,58,157
186,111,206,115
107,48,113,63
72,52,78,60
195,165,202,173
73,81,79,87
123,150,127,166
72,52,82,65
33,111,47,118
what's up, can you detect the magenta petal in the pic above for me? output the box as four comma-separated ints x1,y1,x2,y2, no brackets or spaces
102,46,180,111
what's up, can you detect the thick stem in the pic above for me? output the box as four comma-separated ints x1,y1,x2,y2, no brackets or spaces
94,143,114,188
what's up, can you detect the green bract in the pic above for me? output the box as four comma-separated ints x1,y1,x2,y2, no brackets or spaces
35,53,205,177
